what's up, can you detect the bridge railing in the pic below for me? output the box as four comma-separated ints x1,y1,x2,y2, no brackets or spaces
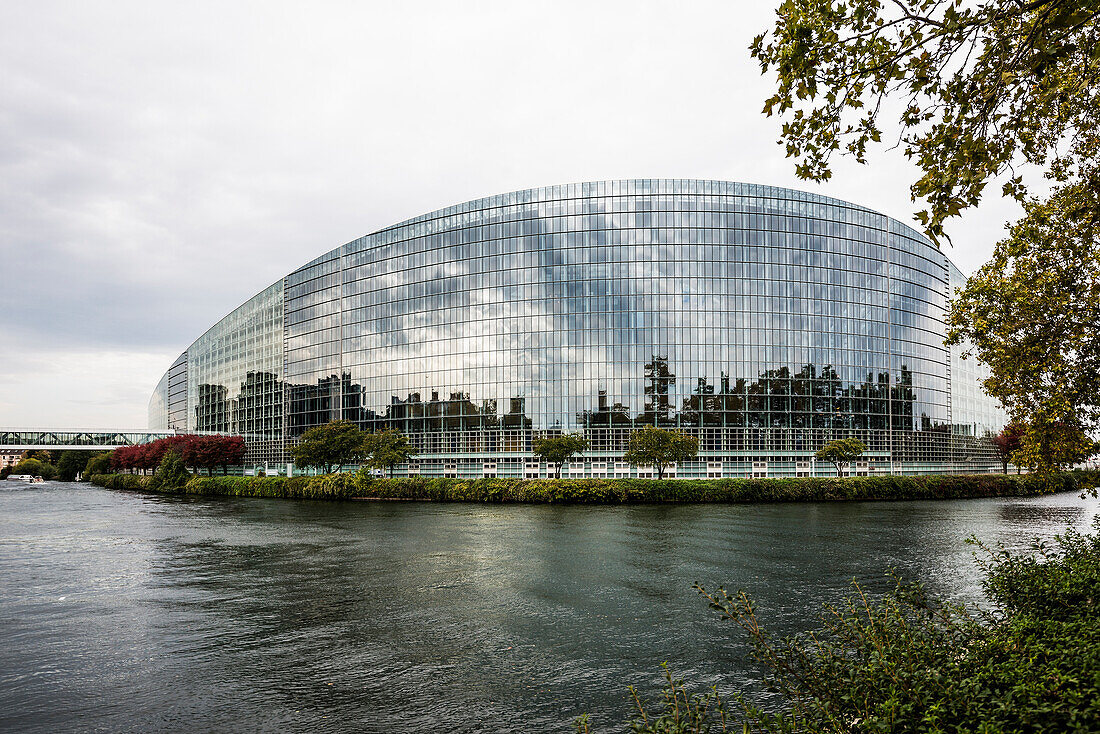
0,430,237,450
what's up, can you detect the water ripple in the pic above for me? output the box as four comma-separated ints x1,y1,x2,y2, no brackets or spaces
1,482,1096,732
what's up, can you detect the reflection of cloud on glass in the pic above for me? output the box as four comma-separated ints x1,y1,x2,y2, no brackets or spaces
149,180,1006,470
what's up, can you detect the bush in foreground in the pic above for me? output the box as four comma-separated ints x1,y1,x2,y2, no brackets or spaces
88,470,1100,504
579,522,1100,733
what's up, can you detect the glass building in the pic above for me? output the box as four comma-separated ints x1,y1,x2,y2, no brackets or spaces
149,180,1005,476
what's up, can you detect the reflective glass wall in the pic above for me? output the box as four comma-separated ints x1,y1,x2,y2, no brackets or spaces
172,282,285,463
152,180,1004,474
148,352,188,431
948,263,1007,440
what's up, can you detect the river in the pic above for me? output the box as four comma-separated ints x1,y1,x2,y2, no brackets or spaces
0,481,1096,733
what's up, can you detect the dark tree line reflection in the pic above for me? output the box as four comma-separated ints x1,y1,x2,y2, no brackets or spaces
192,356,960,461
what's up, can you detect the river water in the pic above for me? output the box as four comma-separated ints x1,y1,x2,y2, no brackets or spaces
0,482,1096,733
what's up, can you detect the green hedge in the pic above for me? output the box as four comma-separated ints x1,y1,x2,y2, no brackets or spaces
89,470,1100,503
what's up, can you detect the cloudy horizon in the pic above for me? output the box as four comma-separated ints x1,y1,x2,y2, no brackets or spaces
1,1,1029,428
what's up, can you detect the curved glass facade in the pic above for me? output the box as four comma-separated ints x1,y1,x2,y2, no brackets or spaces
149,180,1004,475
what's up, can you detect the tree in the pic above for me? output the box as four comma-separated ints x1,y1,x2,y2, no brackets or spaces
291,420,365,474
991,422,1027,474
11,458,57,480
624,426,698,480
56,451,88,482
1012,417,1096,473
948,185,1100,470
112,443,160,475
215,436,247,474
751,0,1100,244
150,451,191,490
361,429,417,477
815,438,867,477
753,0,1100,470
533,433,588,479
174,435,247,475
105,436,248,477
84,452,113,478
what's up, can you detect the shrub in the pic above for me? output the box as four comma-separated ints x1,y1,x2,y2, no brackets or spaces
83,452,113,479
150,451,190,491
87,469,1100,504
90,474,155,491
580,522,1100,733
56,451,88,482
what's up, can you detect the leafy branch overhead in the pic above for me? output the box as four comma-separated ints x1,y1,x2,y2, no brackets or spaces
751,0,1100,243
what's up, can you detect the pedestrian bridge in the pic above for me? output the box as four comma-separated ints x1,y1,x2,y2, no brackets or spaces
0,430,180,451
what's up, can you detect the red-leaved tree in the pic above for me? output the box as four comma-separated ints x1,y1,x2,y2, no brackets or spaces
111,435,248,475
991,422,1026,475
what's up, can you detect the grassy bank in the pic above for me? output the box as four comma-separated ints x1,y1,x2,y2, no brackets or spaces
89,470,1100,503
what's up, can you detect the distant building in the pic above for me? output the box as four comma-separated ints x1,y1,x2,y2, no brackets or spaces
1,452,23,469
149,179,1005,476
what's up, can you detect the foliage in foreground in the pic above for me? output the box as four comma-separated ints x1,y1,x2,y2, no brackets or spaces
112,435,245,475
751,0,1100,471
582,522,1100,733
948,185,1100,473
83,451,112,479
750,0,1100,244
87,470,1100,504
150,451,191,491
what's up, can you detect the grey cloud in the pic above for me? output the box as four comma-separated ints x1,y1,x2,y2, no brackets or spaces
0,0,1020,426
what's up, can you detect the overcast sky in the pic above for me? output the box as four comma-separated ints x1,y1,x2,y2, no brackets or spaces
0,1,1025,429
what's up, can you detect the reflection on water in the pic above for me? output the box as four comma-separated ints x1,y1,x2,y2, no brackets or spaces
997,502,1086,528
0,482,1097,733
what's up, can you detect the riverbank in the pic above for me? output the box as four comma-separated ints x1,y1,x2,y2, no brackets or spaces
88,470,1100,503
